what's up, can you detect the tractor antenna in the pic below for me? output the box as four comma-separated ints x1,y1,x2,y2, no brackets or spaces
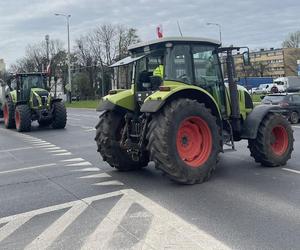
177,20,183,37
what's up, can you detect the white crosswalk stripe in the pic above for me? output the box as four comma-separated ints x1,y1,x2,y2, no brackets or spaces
93,180,124,186
24,204,87,250
0,216,33,242
66,162,92,167
79,173,111,179
81,195,133,250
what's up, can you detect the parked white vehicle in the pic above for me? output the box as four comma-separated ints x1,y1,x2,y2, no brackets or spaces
251,83,285,94
274,76,300,91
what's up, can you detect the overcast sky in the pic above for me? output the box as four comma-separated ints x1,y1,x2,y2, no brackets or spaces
0,0,299,67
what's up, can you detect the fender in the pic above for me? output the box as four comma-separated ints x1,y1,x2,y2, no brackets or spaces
241,104,286,139
140,81,222,120
97,88,135,112
51,98,62,104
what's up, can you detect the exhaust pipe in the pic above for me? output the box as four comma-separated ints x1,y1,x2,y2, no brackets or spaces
226,50,241,132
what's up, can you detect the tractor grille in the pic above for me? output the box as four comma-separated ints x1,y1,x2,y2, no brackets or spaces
36,91,49,106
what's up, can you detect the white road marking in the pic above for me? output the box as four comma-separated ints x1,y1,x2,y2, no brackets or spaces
43,147,61,150
61,158,85,162
282,168,300,174
30,141,49,145
0,189,229,250
73,167,99,172
0,215,33,242
292,125,300,129
123,189,230,250
54,152,72,156
81,195,133,250
79,173,111,179
34,145,57,148
84,128,96,132
66,162,92,167
48,149,68,153
0,146,33,153
93,180,124,186
0,163,56,175
0,191,123,224
24,204,87,250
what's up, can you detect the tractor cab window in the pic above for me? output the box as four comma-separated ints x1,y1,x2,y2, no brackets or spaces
192,45,222,87
135,50,164,91
192,45,226,113
165,45,192,84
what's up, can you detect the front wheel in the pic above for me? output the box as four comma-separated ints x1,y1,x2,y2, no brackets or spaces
248,113,294,167
147,99,221,184
15,105,31,132
51,102,67,129
3,101,15,129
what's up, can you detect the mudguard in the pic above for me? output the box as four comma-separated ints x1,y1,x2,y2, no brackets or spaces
140,81,221,119
97,88,135,112
241,104,286,139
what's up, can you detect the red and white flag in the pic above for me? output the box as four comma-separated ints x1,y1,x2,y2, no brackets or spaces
156,24,163,39
46,62,51,75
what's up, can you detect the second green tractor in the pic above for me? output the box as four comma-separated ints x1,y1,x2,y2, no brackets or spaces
1,72,67,132
95,37,294,184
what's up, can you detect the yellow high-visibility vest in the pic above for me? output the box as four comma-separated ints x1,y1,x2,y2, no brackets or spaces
153,65,164,77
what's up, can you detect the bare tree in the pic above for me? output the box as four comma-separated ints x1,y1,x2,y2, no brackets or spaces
282,31,300,48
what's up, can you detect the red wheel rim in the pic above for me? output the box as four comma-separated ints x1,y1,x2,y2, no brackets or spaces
15,110,20,129
270,125,288,156
176,116,212,168
3,103,8,125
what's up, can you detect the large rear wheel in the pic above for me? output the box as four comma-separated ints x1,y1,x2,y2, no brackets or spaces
147,99,221,184
248,113,294,167
15,105,32,132
95,111,149,171
3,101,15,129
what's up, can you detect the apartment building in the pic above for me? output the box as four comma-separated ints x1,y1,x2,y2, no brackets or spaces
234,48,300,78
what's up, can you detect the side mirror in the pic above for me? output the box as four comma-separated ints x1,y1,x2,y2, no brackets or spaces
242,51,251,66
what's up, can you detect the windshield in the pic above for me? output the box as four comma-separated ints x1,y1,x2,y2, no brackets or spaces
262,95,286,104
20,75,45,89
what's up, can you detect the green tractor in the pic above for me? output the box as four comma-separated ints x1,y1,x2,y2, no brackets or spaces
95,37,294,184
0,72,67,132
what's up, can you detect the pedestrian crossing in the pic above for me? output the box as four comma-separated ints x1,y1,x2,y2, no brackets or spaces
0,189,229,250
0,131,229,249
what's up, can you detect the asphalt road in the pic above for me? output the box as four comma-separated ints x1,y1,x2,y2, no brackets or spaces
0,108,299,250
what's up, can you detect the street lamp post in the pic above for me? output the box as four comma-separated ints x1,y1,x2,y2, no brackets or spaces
206,22,222,45
55,13,72,103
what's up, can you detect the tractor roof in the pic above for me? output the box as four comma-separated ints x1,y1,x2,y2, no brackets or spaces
128,37,221,51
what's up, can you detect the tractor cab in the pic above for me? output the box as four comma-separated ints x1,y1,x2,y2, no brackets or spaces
8,73,49,108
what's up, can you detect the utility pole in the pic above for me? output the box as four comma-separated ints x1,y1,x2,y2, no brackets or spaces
55,13,72,103
45,34,50,89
